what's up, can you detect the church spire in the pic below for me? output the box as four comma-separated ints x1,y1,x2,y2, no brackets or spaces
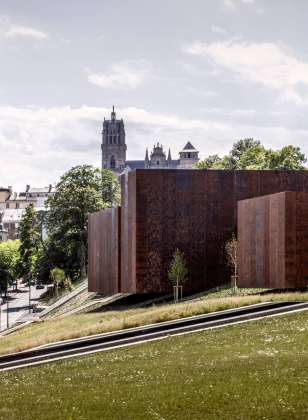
168,148,172,161
111,105,116,121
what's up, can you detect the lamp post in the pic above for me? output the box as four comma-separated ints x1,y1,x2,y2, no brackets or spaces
0,293,2,332
6,289,9,329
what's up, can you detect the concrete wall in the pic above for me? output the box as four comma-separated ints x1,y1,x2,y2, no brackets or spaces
238,191,308,289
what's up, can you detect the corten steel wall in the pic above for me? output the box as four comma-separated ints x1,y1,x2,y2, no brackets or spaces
238,191,308,289
120,170,308,294
88,207,121,295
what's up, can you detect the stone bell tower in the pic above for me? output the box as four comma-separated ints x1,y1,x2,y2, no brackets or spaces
101,106,127,172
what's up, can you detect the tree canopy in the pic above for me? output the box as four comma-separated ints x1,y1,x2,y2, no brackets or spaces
0,240,20,293
18,205,40,285
45,165,120,281
195,139,307,170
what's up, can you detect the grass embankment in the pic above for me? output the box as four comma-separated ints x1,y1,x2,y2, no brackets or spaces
0,290,307,356
0,311,307,419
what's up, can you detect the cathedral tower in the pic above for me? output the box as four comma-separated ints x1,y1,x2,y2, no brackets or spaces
101,106,127,172
178,141,199,168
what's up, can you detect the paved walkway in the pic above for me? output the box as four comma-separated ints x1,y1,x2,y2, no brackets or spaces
0,285,47,331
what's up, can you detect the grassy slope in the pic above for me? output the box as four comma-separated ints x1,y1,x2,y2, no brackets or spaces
0,311,307,420
0,291,307,356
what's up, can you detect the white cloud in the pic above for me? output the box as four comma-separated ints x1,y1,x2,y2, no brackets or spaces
87,61,150,90
185,40,308,104
0,105,230,190
4,25,48,39
0,15,48,40
1,105,308,192
211,25,228,35
223,0,255,9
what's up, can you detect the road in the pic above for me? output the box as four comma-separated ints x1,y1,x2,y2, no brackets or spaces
1,300,307,372
0,284,46,331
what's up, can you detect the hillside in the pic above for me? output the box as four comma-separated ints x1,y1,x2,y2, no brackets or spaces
0,310,307,419
0,289,307,356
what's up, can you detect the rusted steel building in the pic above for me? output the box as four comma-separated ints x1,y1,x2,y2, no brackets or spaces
88,170,308,295
238,191,308,289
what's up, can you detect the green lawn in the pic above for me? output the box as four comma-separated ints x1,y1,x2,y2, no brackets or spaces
0,291,307,356
0,311,307,420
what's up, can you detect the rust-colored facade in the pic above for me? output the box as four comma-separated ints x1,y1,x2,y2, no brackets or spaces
88,170,308,295
88,207,121,295
238,191,308,289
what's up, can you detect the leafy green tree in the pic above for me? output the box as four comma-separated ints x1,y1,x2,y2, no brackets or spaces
236,144,267,169
266,146,306,170
168,249,188,302
102,169,121,204
227,139,262,169
195,154,224,169
225,234,238,294
18,205,40,286
196,139,307,170
46,165,119,281
50,267,67,297
0,240,20,293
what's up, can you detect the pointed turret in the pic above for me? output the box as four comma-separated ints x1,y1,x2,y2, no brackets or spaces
178,141,199,169
167,148,172,161
145,148,149,162
111,105,116,121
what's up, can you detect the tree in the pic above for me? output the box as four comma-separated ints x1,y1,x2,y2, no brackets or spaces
46,165,119,281
19,206,40,283
168,249,188,303
196,139,307,170
0,240,20,294
195,154,224,169
225,234,238,293
50,267,68,297
266,145,306,170
228,139,262,169
19,206,40,311
101,169,121,204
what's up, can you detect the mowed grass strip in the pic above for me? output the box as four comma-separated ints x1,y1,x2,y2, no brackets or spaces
0,291,307,356
0,311,307,420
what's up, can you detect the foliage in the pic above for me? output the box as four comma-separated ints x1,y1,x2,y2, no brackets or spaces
194,154,224,169
0,240,20,293
45,165,119,281
35,240,52,284
195,139,307,170
18,206,40,285
225,234,238,279
50,267,71,296
101,169,121,204
168,249,188,287
266,145,307,170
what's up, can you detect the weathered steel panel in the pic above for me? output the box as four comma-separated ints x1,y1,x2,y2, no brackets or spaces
88,207,121,295
238,191,308,289
90,170,308,295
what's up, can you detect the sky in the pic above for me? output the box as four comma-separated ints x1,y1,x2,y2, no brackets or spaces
1,0,308,190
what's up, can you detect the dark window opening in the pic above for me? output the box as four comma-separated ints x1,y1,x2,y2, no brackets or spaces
110,156,116,169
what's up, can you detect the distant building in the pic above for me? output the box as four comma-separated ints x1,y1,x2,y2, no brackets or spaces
101,107,199,173
0,213,8,242
0,185,55,240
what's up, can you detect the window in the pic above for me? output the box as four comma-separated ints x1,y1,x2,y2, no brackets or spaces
110,156,116,169
16,203,19,209
6,203,9,209
157,161,159,165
